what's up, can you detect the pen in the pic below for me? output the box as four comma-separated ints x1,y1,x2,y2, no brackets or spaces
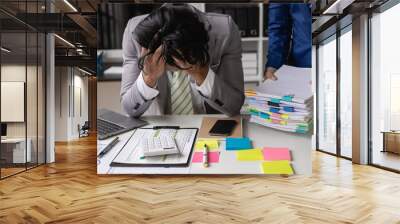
153,126,180,129
98,137,119,158
203,143,209,168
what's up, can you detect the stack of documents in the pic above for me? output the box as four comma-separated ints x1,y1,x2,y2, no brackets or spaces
111,128,198,167
242,65,313,134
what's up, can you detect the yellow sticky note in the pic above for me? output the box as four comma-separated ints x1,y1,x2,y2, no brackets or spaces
281,114,289,119
261,161,294,175
236,149,263,161
195,140,219,151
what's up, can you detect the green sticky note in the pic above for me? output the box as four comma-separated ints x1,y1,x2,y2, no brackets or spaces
236,149,263,161
261,161,294,175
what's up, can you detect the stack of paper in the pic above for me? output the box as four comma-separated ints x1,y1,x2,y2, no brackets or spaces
242,65,313,134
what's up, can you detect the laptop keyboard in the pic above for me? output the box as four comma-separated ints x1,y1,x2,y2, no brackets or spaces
97,119,125,137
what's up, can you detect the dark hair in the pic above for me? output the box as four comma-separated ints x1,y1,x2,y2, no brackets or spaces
135,3,210,70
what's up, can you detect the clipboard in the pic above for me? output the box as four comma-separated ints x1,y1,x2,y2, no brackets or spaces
110,127,198,167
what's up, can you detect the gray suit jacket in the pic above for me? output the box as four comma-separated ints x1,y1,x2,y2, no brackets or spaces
120,11,245,117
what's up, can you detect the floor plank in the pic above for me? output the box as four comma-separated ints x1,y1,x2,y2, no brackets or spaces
1,135,400,224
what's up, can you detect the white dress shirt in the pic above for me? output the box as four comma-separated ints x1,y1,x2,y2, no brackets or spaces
136,68,215,115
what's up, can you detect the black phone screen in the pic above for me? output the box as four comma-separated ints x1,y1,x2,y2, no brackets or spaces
209,120,237,136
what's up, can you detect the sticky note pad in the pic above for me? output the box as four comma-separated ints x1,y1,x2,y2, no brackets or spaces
192,152,220,163
226,137,252,150
195,140,219,151
261,161,293,175
263,147,291,161
236,149,263,161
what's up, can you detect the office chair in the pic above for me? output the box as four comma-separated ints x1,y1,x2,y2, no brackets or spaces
79,121,90,138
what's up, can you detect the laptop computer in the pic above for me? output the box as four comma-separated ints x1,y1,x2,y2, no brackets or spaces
97,109,148,140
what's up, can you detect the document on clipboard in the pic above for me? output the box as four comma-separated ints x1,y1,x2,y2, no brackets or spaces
110,128,198,167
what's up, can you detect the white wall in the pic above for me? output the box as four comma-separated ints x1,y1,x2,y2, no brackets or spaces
72,73,89,138
1,65,40,137
1,64,46,164
54,67,89,141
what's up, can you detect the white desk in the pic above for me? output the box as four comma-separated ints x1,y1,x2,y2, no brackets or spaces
1,138,32,163
97,115,312,175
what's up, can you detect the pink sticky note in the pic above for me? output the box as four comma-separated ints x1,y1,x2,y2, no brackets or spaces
271,119,281,124
191,152,220,163
270,113,281,119
263,147,291,161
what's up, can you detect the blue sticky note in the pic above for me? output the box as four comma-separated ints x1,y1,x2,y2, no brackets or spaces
270,98,280,104
282,95,294,102
283,106,294,112
260,112,269,119
270,107,280,113
226,137,252,150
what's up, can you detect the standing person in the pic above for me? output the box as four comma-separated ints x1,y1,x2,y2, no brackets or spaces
264,3,312,81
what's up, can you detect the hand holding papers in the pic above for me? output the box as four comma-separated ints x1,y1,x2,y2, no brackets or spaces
243,65,313,134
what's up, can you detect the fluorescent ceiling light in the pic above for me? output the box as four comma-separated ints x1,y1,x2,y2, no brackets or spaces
78,67,92,76
1,47,11,53
54,34,75,48
63,0,78,12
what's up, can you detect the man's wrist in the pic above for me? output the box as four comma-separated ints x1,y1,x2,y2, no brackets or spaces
267,67,277,73
143,74,157,88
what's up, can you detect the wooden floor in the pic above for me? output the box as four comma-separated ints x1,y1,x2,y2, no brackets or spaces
1,135,400,224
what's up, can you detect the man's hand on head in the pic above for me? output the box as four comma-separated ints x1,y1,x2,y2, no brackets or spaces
141,46,166,87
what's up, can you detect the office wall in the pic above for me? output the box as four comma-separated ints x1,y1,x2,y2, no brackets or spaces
55,67,69,141
54,67,89,141
73,73,89,138
1,65,42,139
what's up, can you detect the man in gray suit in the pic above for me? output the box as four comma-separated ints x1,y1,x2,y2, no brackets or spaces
121,3,244,117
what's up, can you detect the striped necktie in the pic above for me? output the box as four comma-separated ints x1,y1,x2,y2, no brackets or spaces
168,70,194,115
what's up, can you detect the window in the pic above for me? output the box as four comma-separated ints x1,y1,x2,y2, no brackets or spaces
370,2,400,171
339,27,352,158
317,36,337,154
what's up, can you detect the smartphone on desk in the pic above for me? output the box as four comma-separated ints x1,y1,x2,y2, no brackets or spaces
208,119,237,136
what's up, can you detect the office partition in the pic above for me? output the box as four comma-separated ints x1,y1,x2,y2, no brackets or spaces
0,0,47,179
